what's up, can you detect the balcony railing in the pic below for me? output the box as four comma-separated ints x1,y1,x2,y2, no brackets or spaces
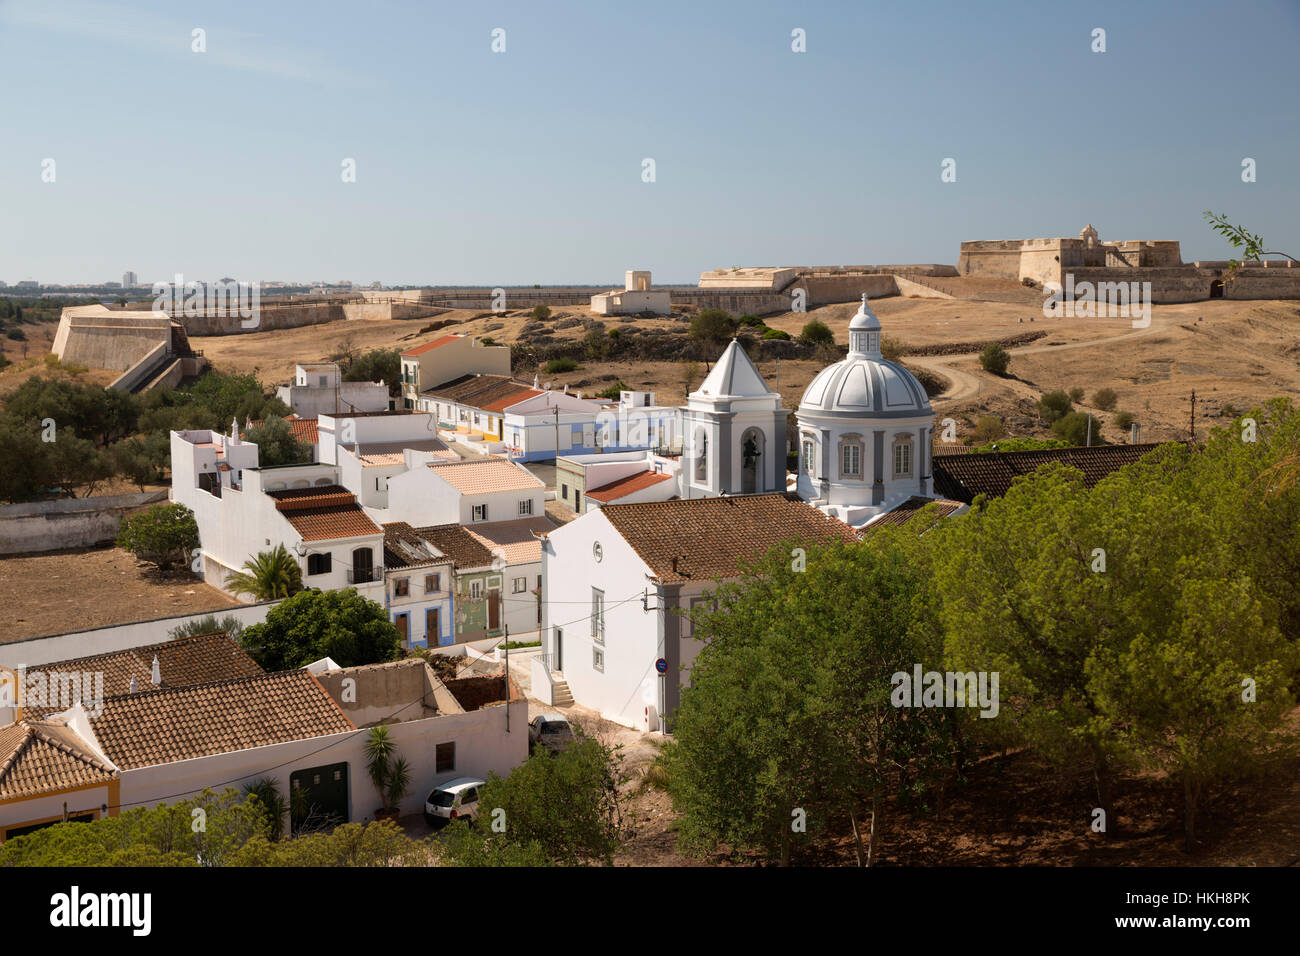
347,566,385,585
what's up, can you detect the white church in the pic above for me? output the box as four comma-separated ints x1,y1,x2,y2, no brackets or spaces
537,295,952,731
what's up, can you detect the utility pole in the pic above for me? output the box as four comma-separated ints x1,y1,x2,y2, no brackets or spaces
1189,390,1197,444
503,624,510,732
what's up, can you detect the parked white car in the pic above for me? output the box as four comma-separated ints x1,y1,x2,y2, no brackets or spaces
528,714,576,756
424,777,485,828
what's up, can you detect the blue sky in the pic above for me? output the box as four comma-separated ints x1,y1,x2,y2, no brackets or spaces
2,0,1297,285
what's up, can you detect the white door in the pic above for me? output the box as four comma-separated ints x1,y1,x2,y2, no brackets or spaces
582,423,595,448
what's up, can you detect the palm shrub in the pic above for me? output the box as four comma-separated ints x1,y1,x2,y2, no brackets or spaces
224,543,303,600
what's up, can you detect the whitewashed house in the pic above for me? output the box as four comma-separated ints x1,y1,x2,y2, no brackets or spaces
277,363,390,417
590,270,672,316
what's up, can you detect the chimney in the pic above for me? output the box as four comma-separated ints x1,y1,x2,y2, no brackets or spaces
129,676,138,694
151,655,161,686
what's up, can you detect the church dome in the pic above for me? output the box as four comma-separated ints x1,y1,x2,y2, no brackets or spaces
797,295,932,418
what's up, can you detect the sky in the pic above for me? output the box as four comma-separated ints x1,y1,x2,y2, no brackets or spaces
1,0,1297,286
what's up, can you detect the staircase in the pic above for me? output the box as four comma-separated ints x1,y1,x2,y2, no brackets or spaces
550,675,574,707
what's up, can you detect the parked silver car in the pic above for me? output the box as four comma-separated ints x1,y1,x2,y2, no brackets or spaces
528,714,575,755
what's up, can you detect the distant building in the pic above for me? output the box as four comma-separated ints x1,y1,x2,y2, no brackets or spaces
590,270,671,316
399,334,512,409
123,271,138,288
276,363,390,417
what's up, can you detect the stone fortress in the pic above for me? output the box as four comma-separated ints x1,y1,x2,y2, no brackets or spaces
959,224,1300,302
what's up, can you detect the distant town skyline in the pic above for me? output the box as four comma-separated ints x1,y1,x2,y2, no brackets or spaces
2,0,1297,285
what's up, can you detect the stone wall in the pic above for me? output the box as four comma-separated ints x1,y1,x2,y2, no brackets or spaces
958,240,1024,279
0,491,168,556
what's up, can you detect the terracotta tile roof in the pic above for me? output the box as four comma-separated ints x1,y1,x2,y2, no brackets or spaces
382,522,450,570
480,388,544,413
0,719,117,800
401,334,461,358
427,457,544,495
244,416,319,445
268,485,382,541
421,374,535,407
602,493,861,584
862,496,965,534
586,470,674,503
412,523,496,570
931,443,1167,503
18,632,264,718
88,670,356,771
467,517,557,565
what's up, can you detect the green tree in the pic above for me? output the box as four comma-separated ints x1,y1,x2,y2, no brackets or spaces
668,539,953,865
1036,390,1074,424
224,543,304,601
1051,410,1100,445
979,343,1009,376
969,437,1070,454
1091,388,1118,411
469,737,627,865
798,319,835,347
241,587,402,670
1203,210,1298,278
116,502,199,572
242,416,312,467
343,348,401,397
971,415,1005,444
690,308,738,345
109,434,170,491
232,821,431,866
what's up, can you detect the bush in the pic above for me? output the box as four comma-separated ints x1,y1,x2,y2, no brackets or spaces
1113,410,1136,430
762,328,791,341
168,613,246,643
969,437,1071,453
737,314,765,329
242,416,313,468
971,415,1005,444
595,380,628,400
543,358,579,374
881,336,907,362
979,343,1010,376
5,327,25,341
798,320,835,347
690,308,738,343
1037,390,1074,424
530,304,552,322
1051,410,1100,445
1091,388,1118,411
1068,386,1085,404
116,502,199,572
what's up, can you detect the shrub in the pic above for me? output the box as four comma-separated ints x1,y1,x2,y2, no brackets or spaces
543,358,579,374
881,336,907,362
971,415,1005,443
595,380,628,400
1113,410,1136,430
690,308,738,343
242,416,313,468
1037,390,1074,424
979,343,1010,376
5,327,25,341
798,320,835,347
1091,388,1118,411
1051,410,1100,445
737,314,765,328
1068,386,1085,404
969,437,1071,453
168,613,247,643
762,328,791,341
116,502,199,572
1222,403,1240,419
530,304,552,322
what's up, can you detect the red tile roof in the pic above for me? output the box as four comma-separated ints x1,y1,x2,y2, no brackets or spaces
585,470,674,503
601,493,861,584
401,334,460,358
932,443,1168,503
0,719,117,800
243,416,319,445
862,496,965,534
268,485,382,541
88,670,356,771
480,388,544,413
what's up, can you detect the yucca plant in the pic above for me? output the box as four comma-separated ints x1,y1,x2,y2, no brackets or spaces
385,757,412,812
242,777,288,841
224,543,303,601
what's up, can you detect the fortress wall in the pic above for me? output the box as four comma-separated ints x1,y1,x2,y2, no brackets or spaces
58,318,172,371
793,273,899,305
178,302,343,335
668,291,800,315
1223,271,1300,300
958,240,1023,279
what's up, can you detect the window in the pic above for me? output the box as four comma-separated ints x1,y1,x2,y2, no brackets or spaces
562,483,569,500
472,503,488,522
435,742,455,774
470,580,482,599
394,578,409,597
513,576,526,593
591,588,605,644
518,499,533,516
318,375,328,387
841,443,862,477
894,441,913,478
802,438,816,475
307,553,332,576
694,432,707,482
592,647,604,672
425,573,441,593
537,574,542,589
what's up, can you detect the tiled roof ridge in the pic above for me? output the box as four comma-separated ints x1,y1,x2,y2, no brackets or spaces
19,630,236,676
1,721,115,782
92,667,320,706
603,491,797,512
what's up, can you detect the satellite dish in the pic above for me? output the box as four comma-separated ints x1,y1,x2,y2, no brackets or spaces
294,542,308,557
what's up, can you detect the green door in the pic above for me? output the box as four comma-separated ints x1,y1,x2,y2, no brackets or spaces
290,762,350,834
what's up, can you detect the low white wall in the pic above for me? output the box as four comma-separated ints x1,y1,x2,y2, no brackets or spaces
0,602,276,669
529,656,554,705
0,491,168,556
